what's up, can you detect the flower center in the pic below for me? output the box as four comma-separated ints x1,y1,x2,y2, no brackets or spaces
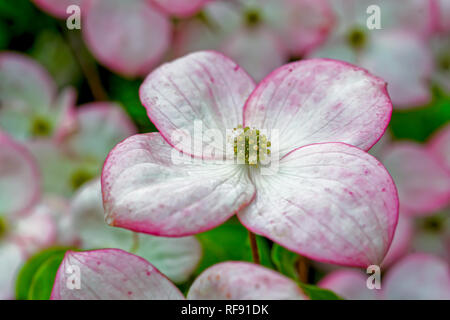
347,27,367,50
422,216,444,232
0,216,8,239
288,55,303,63
70,168,94,191
30,116,52,137
229,125,271,166
438,54,450,71
244,9,261,27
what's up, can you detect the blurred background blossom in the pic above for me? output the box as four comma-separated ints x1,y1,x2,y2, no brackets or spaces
0,0,449,300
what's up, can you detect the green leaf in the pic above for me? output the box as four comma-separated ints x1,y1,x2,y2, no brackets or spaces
0,0,57,52
195,218,273,276
271,244,343,300
299,283,343,300
108,75,156,133
27,252,67,300
180,219,273,295
15,247,72,300
271,243,300,281
30,30,82,88
390,92,450,142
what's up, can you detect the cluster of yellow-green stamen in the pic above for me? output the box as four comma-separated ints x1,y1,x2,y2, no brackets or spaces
70,168,95,191
347,27,367,50
244,9,261,27
438,53,450,71
230,125,271,166
30,116,52,137
0,217,8,238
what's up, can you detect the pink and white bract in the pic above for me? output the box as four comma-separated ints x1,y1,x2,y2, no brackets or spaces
51,249,185,300
83,0,171,77
380,215,415,267
319,253,450,300
150,0,211,18
436,0,450,32
188,261,307,300
380,142,450,216
102,51,399,268
429,124,450,172
0,132,40,216
382,253,450,300
50,249,307,300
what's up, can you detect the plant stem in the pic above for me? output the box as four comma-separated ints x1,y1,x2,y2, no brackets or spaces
248,231,260,264
297,255,309,283
61,27,108,101
130,232,140,253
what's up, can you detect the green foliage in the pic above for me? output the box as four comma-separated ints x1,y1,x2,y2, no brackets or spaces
15,247,73,300
390,89,450,142
0,0,57,51
299,283,343,300
108,75,156,133
193,220,343,299
176,219,273,295
271,243,300,281
271,244,342,300
27,254,66,300
195,218,273,276
30,30,82,88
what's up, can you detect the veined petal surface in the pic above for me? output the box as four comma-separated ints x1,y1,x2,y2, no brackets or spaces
140,51,255,159
102,133,255,236
51,249,185,300
238,143,398,267
188,261,307,300
243,59,392,156
83,0,171,77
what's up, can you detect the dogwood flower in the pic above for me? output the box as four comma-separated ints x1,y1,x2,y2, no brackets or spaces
174,0,334,81
309,0,434,108
51,248,307,299
102,51,398,267
70,179,202,283
0,52,76,142
27,102,136,197
319,253,450,300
